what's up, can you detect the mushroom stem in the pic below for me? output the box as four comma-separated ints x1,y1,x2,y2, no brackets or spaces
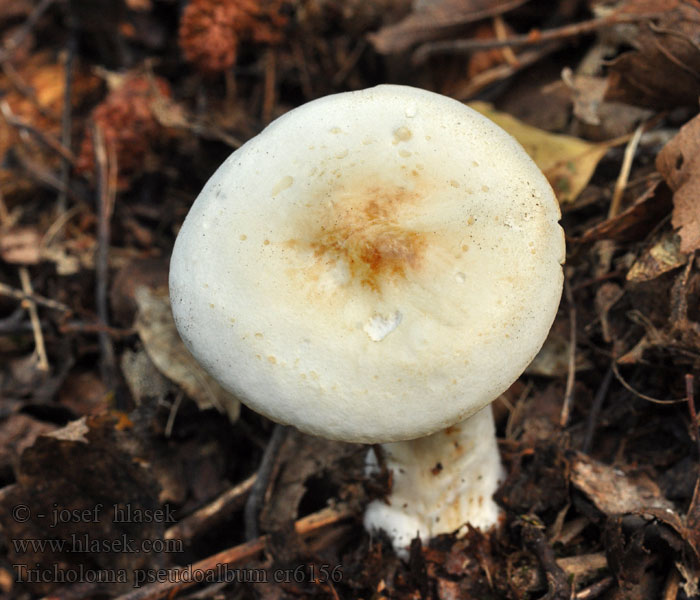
364,405,503,557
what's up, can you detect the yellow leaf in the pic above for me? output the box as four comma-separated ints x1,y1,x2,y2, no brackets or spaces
469,102,612,204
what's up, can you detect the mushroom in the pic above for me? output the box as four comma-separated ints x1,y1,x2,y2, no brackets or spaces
169,85,565,556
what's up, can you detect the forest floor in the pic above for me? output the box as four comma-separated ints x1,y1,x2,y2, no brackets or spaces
0,0,699,598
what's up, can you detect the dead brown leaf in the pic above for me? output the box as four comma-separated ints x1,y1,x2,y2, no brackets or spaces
369,0,528,54
571,453,675,515
120,348,170,405
134,285,240,420
627,231,686,283
656,113,700,253
605,0,700,109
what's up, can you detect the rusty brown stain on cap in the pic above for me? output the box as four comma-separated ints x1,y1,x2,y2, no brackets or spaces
289,183,431,293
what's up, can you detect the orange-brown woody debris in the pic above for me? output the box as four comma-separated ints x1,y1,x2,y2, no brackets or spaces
179,0,288,74
76,75,171,186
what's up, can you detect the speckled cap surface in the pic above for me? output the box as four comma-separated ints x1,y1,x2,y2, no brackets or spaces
169,85,565,443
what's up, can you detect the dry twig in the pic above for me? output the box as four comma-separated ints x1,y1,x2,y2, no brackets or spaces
165,474,257,542
413,12,662,63
611,361,686,405
687,374,700,459
0,101,75,162
18,267,49,372
114,503,353,600
57,25,77,218
244,424,288,540
560,275,577,427
92,122,118,393
582,365,614,453
0,0,56,63
520,516,571,600
609,124,644,219
575,576,614,599
451,43,562,100
0,281,71,312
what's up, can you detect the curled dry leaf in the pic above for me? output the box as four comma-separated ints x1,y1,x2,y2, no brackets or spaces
134,285,240,421
470,102,612,203
571,453,676,515
656,113,700,254
76,74,171,187
627,231,686,283
605,0,700,109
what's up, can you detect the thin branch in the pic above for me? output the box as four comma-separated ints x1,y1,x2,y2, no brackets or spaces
114,503,353,600
18,267,49,372
520,516,571,600
57,24,77,218
0,281,71,312
687,374,700,460
0,0,56,63
12,147,80,200
164,390,183,438
1,61,57,121
662,567,681,600
451,43,562,100
610,361,686,405
0,101,75,163
582,365,614,454
560,275,577,427
575,576,614,599
493,15,518,66
332,38,368,87
165,474,256,541
609,124,644,218
244,424,288,540
413,12,661,63
262,48,277,124
92,122,118,392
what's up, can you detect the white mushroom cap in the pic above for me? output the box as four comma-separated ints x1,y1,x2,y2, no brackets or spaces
169,84,564,443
